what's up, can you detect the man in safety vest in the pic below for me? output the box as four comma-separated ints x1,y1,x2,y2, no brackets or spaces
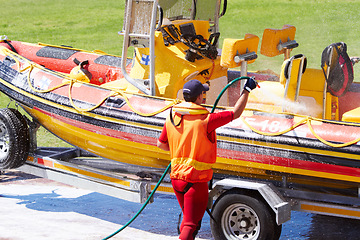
157,78,257,240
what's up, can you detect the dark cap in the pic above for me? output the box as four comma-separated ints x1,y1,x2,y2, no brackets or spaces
183,80,209,99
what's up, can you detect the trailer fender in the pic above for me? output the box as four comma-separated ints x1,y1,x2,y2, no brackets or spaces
209,178,291,225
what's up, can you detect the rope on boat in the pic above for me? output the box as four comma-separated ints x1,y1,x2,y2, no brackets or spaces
24,65,70,93
1,47,360,147
116,89,181,116
1,47,180,115
240,113,360,148
306,118,360,148
68,80,119,112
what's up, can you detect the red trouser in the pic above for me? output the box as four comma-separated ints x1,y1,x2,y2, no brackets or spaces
172,179,209,240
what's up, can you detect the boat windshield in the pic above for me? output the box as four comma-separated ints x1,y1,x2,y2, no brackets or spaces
159,0,218,22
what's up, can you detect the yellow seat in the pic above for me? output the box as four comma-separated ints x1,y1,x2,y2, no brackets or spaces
248,54,319,116
279,54,307,101
260,25,297,58
249,54,306,104
220,34,259,68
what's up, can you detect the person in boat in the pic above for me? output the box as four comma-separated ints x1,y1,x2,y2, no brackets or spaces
157,78,257,239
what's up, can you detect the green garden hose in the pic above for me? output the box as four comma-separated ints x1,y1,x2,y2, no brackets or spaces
102,163,171,240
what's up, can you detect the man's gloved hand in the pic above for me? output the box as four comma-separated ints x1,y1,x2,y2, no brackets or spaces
244,77,258,92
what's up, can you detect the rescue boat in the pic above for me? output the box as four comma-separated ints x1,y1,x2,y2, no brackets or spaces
1,0,360,196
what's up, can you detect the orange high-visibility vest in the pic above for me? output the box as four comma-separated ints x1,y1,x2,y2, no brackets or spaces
166,103,216,182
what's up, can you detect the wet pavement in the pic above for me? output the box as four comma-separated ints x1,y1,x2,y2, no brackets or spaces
1,170,360,240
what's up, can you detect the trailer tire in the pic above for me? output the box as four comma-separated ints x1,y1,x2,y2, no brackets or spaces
210,191,275,240
0,108,30,169
273,224,282,240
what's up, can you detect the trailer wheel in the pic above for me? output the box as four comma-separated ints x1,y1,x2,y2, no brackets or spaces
211,192,276,240
0,108,30,169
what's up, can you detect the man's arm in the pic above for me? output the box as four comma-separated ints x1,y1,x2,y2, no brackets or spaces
233,78,257,119
157,140,170,151
157,124,170,151
233,90,249,119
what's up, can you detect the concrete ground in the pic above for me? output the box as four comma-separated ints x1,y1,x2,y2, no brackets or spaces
2,170,360,240
0,170,207,240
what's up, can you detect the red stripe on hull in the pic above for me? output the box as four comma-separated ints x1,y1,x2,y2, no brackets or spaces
35,107,157,146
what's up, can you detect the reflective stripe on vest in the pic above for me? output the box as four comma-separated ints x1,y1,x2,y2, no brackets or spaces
171,157,213,171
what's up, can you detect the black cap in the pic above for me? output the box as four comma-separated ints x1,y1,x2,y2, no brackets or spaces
183,80,209,99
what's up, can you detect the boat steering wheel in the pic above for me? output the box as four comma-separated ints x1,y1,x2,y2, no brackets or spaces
181,34,211,52
181,34,218,60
